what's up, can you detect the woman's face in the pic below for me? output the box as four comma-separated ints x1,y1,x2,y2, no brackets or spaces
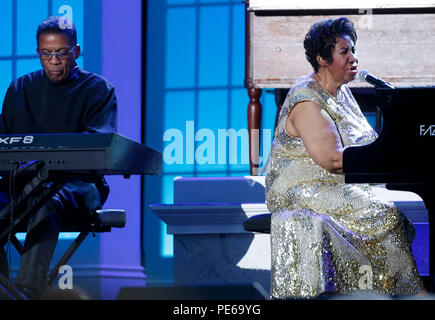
326,35,358,85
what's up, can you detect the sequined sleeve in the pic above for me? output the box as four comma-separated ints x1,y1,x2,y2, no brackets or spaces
284,80,328,116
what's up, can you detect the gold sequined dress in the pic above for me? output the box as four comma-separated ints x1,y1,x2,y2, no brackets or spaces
265,77,424,298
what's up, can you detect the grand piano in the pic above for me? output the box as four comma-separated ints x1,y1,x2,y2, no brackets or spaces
344,87,435,290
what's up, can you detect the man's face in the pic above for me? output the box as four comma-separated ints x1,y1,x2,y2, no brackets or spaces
37,33,80,83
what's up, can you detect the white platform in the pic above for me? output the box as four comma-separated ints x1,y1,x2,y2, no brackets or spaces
150,176,429,292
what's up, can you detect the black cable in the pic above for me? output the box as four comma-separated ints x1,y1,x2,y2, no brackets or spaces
5,160,43,284
6,162,19,283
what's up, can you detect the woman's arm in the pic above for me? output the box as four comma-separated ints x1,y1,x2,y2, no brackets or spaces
285,101,345,173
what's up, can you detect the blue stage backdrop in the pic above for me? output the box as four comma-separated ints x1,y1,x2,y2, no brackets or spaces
0,0,146,298
144,0,278,285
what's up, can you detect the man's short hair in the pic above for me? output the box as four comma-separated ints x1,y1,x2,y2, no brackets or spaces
37,16,77,47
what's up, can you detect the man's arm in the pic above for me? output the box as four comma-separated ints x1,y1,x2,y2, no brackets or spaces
0,85,15,134
0,113,7,135
85,81,118,134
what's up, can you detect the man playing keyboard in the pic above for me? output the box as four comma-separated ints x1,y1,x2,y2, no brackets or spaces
0,16,117,298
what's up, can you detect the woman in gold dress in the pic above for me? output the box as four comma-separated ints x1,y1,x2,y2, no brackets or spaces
265,17,424,298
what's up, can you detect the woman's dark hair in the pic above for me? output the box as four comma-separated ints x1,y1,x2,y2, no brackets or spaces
304,17,357,72
37,16,77,47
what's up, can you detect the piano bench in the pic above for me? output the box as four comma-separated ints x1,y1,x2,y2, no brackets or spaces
243,214,271,234
10,209,126,286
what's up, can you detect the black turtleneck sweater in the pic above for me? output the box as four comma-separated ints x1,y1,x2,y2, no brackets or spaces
0,66,118,211
0,66,117,134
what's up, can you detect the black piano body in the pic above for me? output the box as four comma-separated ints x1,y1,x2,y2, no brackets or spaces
344,86,435,290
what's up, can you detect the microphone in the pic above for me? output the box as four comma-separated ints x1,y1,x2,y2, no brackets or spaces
359,70,395,89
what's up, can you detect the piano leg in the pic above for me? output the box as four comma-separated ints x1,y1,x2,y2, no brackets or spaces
421,193,435,292
387,183,435,292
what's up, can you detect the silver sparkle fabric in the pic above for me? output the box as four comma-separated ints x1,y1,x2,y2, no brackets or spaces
265,77,424,299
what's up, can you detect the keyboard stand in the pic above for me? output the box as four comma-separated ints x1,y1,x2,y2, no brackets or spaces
0,163,127,300
0,164,64,299
388,183,435,292
0,166,63,242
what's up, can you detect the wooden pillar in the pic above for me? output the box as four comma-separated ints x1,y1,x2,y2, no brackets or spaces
244,3,262,176
247,87,262,176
